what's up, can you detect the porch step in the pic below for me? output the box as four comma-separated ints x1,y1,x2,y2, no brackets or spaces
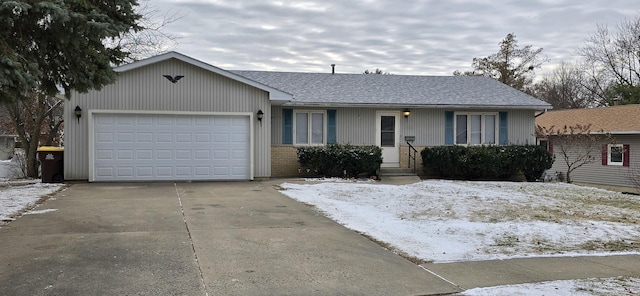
379,167,416,176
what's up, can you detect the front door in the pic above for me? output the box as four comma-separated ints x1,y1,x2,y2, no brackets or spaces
376,112,400,168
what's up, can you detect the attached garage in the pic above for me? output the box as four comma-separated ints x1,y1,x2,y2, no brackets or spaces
89,112,252,182
63,52,291,181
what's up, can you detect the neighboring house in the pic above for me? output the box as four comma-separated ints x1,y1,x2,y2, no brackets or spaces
0,107,16,160
536,105,639,190
63,51,551,182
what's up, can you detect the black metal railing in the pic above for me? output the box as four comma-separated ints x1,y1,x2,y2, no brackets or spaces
407,141,417,174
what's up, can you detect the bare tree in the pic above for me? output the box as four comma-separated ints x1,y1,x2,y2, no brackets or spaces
533,61,592,109
0,94,63,177
363,68,391,75
536,124,611,183
578,16,640,105
0,1,183,179
109,0,184,62
455,33,547,93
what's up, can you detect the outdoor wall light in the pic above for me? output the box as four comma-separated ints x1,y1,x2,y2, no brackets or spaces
257,109,264,126
74,105,82,123
403,108,410,118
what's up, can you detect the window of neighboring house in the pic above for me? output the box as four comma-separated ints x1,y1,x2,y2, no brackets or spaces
294,111,325,145
454,113,498,145
608,144,624,166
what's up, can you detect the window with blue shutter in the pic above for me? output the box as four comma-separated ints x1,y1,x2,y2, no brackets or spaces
444,111,454,145
499,112,508,145
327,109,337,144
282,109,293,144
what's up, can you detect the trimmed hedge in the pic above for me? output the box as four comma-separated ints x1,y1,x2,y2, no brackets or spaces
421,145,554,181
297,144,382,177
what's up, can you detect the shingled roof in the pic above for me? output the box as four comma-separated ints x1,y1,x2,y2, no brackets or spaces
232,71,551,110
536,104,640,134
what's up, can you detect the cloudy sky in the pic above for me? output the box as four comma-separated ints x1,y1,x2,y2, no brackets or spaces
153,0,638,76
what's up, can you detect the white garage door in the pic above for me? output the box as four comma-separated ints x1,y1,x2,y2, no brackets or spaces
91,113,251,181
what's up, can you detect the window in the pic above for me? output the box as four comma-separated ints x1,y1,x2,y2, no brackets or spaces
294,111,325,145
608,144,624,166
380,115,396,147
454,113,498,145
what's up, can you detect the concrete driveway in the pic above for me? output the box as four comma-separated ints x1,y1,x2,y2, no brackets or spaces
0,181,459,295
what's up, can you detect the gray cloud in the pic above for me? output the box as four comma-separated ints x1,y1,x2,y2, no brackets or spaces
154,0,638,76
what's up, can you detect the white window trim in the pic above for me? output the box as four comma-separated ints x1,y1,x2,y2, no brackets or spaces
608,144,624,166
293,110,327,146
453,112,499,145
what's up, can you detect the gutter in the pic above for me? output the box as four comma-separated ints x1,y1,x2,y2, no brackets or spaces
535,109,548,117
282,102,553,110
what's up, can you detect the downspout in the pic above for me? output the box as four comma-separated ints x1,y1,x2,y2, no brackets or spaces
535,109,548,118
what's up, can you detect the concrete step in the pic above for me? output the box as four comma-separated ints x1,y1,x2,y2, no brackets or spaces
379,167,417,176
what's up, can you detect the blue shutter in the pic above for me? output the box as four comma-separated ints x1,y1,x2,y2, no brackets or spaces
444,111,454,145
327,109,337,144
499,112,508,145
282,109,293,144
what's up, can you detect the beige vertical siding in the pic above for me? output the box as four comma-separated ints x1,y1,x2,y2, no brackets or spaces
270,106,537,177
270,107,532,147
508,109,536,145
64,58,271,180
546,134,638,188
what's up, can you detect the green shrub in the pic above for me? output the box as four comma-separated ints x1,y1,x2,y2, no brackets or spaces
297,144,383,178
421,145,554,181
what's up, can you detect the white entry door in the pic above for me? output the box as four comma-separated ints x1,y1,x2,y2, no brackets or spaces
376,112,400,168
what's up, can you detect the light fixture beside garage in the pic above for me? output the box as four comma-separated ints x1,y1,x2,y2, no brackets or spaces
403,108,411,118
74,106,82,123
257,110,264,126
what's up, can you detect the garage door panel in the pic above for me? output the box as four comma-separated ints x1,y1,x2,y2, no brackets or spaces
175,150,192,160
157,133,173,142
137,150,153,160
156,150,173,160
137,132,153,142
137,167,153,177
157,117,172,125
176,133,192,142
117,150,134,160
93,113,250,181
195,133,211,142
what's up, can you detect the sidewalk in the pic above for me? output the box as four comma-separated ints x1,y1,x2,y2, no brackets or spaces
423,254,640,291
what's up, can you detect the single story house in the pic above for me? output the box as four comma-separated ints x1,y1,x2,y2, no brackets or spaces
536,104,639,191
63,51,551,182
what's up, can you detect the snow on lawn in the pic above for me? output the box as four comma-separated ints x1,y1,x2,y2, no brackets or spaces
460,276,640,296
279,180,640,263
0,181,64,223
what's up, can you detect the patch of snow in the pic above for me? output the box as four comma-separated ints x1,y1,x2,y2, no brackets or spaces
279,180,640,263
461,276,640,296
0,182,63,223
303,177,375,183
25,208,58,215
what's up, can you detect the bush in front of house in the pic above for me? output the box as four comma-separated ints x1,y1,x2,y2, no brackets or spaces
297,144,383,178
420,145,554,181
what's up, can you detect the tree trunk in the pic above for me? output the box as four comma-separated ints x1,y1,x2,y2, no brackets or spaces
25,140,40,178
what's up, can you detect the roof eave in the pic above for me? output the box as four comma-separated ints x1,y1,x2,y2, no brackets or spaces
282,102,552,110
